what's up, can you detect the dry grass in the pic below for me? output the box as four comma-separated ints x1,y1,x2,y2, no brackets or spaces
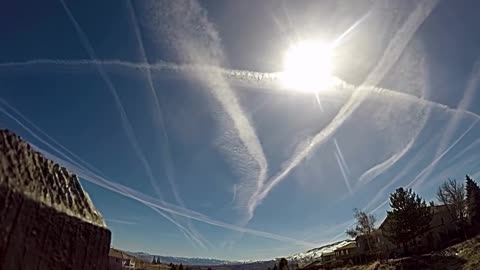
338,236,480,270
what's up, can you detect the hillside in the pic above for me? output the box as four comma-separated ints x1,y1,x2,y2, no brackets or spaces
340,236,480,270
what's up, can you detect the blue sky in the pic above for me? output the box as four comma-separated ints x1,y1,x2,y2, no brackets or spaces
1,0,480,261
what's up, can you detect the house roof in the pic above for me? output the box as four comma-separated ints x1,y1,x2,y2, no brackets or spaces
335,242,357,250
109,248,138,260
379,204,450,230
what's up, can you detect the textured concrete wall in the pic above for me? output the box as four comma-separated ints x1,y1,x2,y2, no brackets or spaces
0,130,111,270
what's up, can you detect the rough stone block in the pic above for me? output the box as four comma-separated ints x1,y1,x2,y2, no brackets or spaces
0,130,111,270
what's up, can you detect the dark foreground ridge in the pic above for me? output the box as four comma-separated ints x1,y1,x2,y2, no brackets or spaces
0,129,111,270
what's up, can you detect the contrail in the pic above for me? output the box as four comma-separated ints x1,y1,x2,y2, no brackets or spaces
126,0,209,249
449,136,480,164
3,58,478,120
356,52,432,187
0,97,210,248
364,119,479,217
0,90,313,247
2,0,470,222
59,0,211,247
247,0,440,217
148,206,208,249
363,147,431,212
410,119,479,189
364,118,479,213
34,142,316,247
412,58,480,188
357,124,419,185
333,139,351,175
59,0,163,199
105,219,137,225
332,8,373,48
0,100,206,243
352,105,430,201
0,98,103,176
335,151,352,195
137,0,268,223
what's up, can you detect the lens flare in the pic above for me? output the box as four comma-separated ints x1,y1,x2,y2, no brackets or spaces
280,41,334,92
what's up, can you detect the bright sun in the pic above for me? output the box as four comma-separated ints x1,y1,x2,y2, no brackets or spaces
280,40,334,93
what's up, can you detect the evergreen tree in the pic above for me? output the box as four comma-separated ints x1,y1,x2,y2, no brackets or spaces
179,263,184,270
272,264,278,270
170,263,177,270
466,175,480,230
382,187,433,253
152,257,157,264
279,258,289,270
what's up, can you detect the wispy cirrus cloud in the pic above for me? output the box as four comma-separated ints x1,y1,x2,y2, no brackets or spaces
136,0,269,223
1,0,470,230
0,101,315,247
245,0,440,220
126,0,210,249
412,58,480,189
58,0,210,248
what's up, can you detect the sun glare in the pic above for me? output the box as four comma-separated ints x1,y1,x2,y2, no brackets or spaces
280,41,334,92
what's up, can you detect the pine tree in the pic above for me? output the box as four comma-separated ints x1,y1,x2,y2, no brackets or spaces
152,257,157,264
466,175,480,231
272,264,278,270
382,187,433,254
179,263,184,270
170,263,177,270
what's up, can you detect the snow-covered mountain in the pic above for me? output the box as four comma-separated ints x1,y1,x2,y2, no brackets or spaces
125,240,355,268
287,240,356,267
126,251,241,266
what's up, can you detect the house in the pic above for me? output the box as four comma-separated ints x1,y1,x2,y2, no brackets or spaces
301,241,358,269
109,248,146,269
334,241,357,259
320,251,335,264
374,204,458,255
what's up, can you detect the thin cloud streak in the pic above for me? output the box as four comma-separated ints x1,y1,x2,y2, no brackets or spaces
33,140,315,246
365,118,479,216
138,0,268,224
148,206,208,249
333,139,351,175
0,98,109,179
332,8,373,48
105,218,137,225
58,0,212,247
247,0,440,219
358,135,416,184
413,58,480,187
411,119,479,189
1,96,210,249
59,0,163,198
334,151,352,195
1,59,478,121
126,0,209,249
0,105,314,246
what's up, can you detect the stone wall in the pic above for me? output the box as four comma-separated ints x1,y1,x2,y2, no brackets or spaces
0,130,111,270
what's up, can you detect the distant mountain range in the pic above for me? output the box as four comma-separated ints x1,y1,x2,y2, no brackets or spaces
126,251,242,266
125,241,351,268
